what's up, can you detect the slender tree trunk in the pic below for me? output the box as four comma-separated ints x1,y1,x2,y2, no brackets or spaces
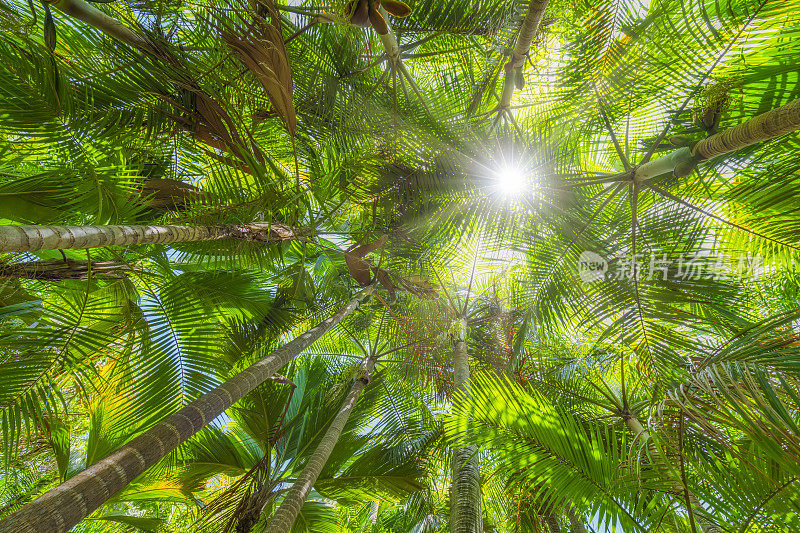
544,514,562,533
265,355,377,533
499,0,549,109
0,259,130,280
48,0,153,51
635,97,800,181
567,509,587,533
451,318,482,533
693,97,800,160
377,6,401,64
0,286,374,533
624,416,721,533
0,222,298,253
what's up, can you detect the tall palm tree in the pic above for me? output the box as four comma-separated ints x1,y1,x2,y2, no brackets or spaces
3,0,800,532
266,353,378,533
0,286,374,533
0,222,300,253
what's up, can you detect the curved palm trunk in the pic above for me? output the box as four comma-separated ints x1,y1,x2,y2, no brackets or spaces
625,416,721,533
635,97,800,180
265,355,377,533
0,222,297,253
451,319,482,533
0,286,374,533
499,0,549,109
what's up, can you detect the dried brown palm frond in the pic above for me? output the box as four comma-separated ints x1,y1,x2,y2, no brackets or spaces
214,0,296,138
195,453,279,533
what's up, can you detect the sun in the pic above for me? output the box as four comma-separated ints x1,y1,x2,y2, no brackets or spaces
495,164,528,197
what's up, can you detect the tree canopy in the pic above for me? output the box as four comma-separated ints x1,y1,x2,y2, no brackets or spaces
1,0,800,531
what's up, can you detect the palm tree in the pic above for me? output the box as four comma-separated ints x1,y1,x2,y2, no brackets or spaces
0,222,300,253
266,354,377,532
0,286,374,533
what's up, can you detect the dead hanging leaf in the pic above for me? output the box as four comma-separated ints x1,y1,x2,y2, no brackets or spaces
346,0,411,32
373,267,396,299
157,84,263,167
399,275,438,299
345,0,371,26
381,0,412,17
349,234,388,258
345,254,372,286
139,178,206,211
368,5,389,34
219,0,296,136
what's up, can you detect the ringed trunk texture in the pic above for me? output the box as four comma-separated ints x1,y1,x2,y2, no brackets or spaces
624,416,721,533
694,97,800,160
499,0,549,108
265,355,377,533
450,319,482,533
0,223,298,253
635,97,800,181
0,259,130,280
0,286,374,533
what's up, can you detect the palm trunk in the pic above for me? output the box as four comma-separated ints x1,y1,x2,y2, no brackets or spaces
377,6,401,64
0,286,374,533
0,222,297,253
624,416,721,533
265,355,377,533
635,97,800,180
567,509,587,533
0,259,131,280
693,97,800,160
544,514,562,533
499,0,549,109
451,318,482,533
48,0,153,51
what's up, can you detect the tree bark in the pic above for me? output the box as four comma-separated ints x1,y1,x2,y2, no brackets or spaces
693,97,800,160
499,0,549,109
0,286,374,533
48,0,153,51
634,97,800,181
451,318,482,533
264,354,377,533
0,223,298,253
0,259,130,280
